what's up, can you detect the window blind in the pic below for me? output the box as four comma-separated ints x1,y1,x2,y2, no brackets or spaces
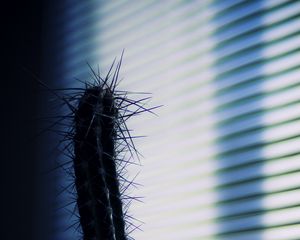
48,0,300,239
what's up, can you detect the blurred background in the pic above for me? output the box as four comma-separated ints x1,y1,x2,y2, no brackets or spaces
3,0,300,240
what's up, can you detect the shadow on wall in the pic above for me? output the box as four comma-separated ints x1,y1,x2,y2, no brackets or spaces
211,1,266,239
1,1,44,240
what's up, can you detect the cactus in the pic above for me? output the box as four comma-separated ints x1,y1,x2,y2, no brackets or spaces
74,85,127,240
39,54,160,240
